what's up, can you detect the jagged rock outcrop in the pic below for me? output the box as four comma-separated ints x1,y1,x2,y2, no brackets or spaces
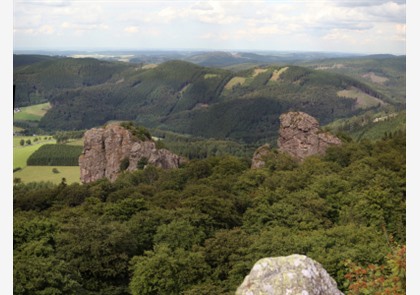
278,112,342,161
236,255,344,295
251,144,271,169
79,124,182,183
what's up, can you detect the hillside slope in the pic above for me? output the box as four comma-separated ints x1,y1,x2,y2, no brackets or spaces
14,56,403,143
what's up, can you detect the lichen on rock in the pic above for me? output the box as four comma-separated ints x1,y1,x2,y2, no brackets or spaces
236,255,344,295
79,123,183,183
277,112,342,161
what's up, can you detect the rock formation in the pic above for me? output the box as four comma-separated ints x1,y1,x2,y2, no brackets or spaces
236,255,344,295
251,144,271,169
79,124,182,183
251,112,342,168
277,112,341,161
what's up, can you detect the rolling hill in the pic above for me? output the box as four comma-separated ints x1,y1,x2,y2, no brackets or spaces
14,54,405,144
299,54,406,105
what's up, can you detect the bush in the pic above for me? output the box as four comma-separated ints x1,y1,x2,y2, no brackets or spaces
120,157,130,171
120,122,152,141
137,157,148,170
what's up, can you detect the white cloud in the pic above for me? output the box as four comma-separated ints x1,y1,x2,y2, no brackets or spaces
13,0,406,54
328,0,405,7
61,22,108,31
191,1,214,11
19,0,72,8
124,26,140,34
365,1,406,22
38,24,55,34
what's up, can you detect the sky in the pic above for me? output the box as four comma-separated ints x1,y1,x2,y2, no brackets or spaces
13,0,406,55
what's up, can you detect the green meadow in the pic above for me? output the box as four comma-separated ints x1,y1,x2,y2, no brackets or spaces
13,166,81,184
13,136,81,184
13,102,51,121
14,137,55,169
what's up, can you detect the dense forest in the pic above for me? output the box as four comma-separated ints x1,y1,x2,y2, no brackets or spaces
14,131,406,294
13,55,405,144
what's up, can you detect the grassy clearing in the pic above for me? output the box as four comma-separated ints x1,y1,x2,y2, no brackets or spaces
13,102,51,121
14,136,54,147
142,64,158,69
14,136,56,169
270,67,289,81
179,83,190,95
361,72,389,84
224,77,247,90
337,87,386,109
252,68,268,77
13,166,81,184
204,74,220,79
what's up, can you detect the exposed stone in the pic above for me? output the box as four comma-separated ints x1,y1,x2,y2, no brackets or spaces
79,124,182,183
236,255,344,295
277,112,341,161
251,144,271,169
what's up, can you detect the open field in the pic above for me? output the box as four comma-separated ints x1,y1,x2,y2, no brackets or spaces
13,136,54,147
14,137,56,169
224,77,247,90
142,64,158,69
13,102,51,121
204,73,220,79
252,68,268,77
14,135,82,184
361,72,389,84
270,67,289,81
13,166,81,184
337,87,387,109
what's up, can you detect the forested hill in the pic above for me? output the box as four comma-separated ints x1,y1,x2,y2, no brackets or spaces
14,56,130,106
14,55,402,144
13,131,406,294
13,54,63,68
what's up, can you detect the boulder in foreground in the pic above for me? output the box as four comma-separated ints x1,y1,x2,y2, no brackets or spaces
236,254,344,295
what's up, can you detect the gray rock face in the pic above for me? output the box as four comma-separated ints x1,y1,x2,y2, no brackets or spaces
278,112,341,161
236,255,344,295
79,124,182,183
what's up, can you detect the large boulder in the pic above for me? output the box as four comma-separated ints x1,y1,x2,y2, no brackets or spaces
278,112,341,161
236,255,344,295
79,124,182,183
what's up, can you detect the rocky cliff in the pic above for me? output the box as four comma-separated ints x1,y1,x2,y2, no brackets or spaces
236,255,344,295
79,124,182,183
277,112,342,161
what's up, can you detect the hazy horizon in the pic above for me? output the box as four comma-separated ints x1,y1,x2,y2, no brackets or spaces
14,0,406,56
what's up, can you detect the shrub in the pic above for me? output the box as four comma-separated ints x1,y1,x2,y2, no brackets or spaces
120,157,130,171
137,157,148,170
